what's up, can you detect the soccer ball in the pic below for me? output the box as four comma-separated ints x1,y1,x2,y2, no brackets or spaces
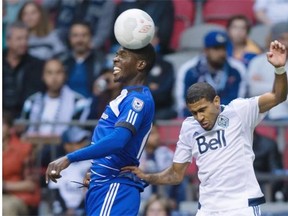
114,8,155,50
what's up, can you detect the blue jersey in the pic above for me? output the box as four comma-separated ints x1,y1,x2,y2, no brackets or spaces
90,86,154,189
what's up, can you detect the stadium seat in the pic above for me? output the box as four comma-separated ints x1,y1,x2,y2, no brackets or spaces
164,50,199,73
170,0,195,50
179,23,225,51
255,125,278,141
203,0,255,27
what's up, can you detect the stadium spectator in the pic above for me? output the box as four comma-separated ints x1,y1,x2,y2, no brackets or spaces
2,0,25,48
253,0,288,25
3,0,24,25
3,21,45,119
17,1,66,60
142,194,172,216
111,0,175,55
176,30,247,117
3,111,41,216
20,59,90,136
248,21,288,121
48,126,91,216
20,59,91,172
61,21,106,98
148,28,177,120
253,130,284,202
43,0,116,52
226,15,262,67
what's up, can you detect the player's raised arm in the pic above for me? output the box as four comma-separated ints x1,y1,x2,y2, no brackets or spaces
122,162,190,185
258,40,287,113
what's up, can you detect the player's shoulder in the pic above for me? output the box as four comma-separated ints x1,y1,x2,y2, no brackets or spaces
126,86,154,103
119,86,154,112
181,116,200,131
226,97,259,110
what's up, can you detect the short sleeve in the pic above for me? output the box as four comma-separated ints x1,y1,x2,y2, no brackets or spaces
230,97,266,128
173,119,193,163
115,95,151,135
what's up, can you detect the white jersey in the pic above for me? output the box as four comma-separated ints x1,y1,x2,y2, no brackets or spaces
173,97,266,211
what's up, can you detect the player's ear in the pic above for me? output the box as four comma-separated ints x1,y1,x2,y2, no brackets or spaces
137,60,147,71
213,95,221,107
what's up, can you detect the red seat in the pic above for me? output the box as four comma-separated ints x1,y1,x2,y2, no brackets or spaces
170,0,195,50
255,125,278,141
203,0,255,27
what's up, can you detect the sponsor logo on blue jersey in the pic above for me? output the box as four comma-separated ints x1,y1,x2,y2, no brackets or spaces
196,130,227,154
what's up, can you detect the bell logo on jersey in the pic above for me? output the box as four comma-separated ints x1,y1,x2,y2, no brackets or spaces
196,130,227,154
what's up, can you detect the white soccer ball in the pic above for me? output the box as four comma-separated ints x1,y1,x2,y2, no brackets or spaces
114,8,155,50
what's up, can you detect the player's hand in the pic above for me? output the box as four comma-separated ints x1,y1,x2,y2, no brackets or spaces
83,171,91,188
266,40,287,68
121,166,149,181
45,156,71,183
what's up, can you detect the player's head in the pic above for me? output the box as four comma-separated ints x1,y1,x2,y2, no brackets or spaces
186,82,221,131
42,59,66,93
113,44,156,85
113,43,156,85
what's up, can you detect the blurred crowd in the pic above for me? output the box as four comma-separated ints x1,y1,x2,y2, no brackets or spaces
2,0,288,215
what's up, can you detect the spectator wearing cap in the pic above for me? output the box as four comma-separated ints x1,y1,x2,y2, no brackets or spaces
176,30,247,117
248,21,288,121
47,126,91,216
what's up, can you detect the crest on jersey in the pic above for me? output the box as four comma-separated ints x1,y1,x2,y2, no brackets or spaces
132,97,144,112
217,115,229,128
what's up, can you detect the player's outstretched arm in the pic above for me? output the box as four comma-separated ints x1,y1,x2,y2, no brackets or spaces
259,40,287,113
122,162,190,185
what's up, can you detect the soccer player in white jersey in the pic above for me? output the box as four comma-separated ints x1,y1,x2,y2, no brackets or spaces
123,40,287,216
45,44,156,216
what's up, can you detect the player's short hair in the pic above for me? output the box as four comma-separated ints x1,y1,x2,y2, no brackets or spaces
126,43,156,74
186,82,217,104
6,21,28,39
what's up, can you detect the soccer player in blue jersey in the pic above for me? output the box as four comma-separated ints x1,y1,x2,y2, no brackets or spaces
46,44,156,216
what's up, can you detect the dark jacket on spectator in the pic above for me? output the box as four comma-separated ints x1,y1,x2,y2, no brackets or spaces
3,49,45,118
61,51,106,98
